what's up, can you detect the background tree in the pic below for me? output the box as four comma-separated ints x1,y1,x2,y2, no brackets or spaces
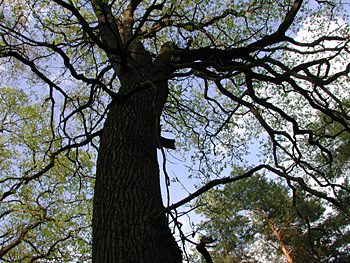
194,102,350,263
0,87,94,261
194,174,350,263
0,0,350,262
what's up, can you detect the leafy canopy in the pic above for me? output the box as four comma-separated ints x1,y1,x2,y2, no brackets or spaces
0,0,350,261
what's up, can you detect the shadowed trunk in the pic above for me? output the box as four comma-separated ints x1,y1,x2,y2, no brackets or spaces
92,64,182,261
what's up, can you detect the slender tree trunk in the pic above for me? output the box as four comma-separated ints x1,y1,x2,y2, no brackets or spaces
259,210,293,263
92,67,182,262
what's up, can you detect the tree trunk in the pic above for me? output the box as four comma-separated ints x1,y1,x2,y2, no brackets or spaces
92,67,182,262
259,210,293,263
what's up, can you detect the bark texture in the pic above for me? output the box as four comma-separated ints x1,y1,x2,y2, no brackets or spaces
90,1,182,259
92,60,182,262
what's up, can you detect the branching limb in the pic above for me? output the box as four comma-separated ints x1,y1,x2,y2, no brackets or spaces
196,236,215,263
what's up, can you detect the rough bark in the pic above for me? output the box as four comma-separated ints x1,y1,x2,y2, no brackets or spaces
92,59,182,262
89,0,182,258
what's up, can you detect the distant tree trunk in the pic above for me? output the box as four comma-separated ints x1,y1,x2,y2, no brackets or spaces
92,64,182,262
259,210,294,263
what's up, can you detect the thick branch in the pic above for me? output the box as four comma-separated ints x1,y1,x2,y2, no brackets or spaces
0,221,42,258
196,236,215,263
51,0,114,53
166,0,303,69
90,0,128,73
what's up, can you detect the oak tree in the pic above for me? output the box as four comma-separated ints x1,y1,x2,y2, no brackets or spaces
1,0,349,262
